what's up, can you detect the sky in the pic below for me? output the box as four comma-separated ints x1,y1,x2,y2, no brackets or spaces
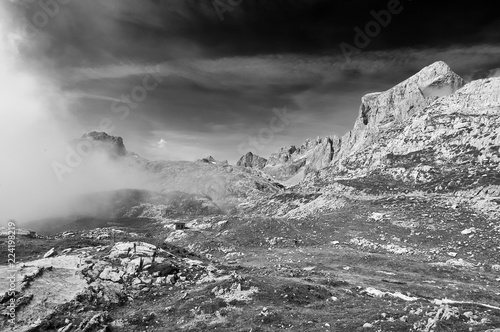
2,0,500,165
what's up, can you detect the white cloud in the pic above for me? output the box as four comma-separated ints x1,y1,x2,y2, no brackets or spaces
157,138,168,148
69,45,500,93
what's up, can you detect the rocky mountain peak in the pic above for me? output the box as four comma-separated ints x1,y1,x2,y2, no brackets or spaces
80,131,128,156
258,61,469,183
355,61,464,127
309,76,500,185
339,61,466,158
236,152,267,169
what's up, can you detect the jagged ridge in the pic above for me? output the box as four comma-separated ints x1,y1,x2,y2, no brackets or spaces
255,61,467,182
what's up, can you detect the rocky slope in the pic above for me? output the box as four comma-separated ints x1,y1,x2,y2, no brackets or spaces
3,197,500,331
258,137,333,181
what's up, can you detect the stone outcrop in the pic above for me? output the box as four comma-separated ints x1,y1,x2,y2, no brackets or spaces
319,75,500,180
236,152,267,169
262,137,336,181
199,155,229,166
199,156,217,164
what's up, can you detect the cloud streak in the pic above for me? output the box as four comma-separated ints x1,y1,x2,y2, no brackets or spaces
57,44,500,164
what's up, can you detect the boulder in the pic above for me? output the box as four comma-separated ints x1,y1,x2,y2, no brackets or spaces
99,267,124,282
43,248,57,259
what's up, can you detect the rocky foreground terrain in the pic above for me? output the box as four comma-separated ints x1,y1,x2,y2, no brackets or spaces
2,61,500,331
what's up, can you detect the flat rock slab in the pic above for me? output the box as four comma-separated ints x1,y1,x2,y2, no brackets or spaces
1,256,89,332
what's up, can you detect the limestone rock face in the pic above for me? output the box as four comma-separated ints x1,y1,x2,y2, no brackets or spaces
236,152,267,169
330,76,500,176
307,136,339,171
252,63,499,219
262,137,337,181
262,61,467,182
302,75,500,211
334,61,466,163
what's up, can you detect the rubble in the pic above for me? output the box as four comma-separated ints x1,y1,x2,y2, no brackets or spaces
211,282,259,303
0,238,212,331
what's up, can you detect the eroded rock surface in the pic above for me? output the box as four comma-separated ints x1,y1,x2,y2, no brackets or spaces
0,240,217,331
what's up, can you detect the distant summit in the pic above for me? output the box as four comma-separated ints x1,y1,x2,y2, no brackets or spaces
79,131,128,157
199,156,216,164
236,152,267,169
198,156,229,166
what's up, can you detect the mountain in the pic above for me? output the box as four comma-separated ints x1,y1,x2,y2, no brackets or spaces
240,61,500,220
330,61,466,169
58,62,499,220
325,74,500,179
44,61,500,222
125,155,282,206
295,74,500,220
198,155,217,164
303,65,499,182
260,61,467,182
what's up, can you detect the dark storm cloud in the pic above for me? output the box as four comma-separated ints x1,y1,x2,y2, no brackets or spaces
14,0,500,63
5,0,500,162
